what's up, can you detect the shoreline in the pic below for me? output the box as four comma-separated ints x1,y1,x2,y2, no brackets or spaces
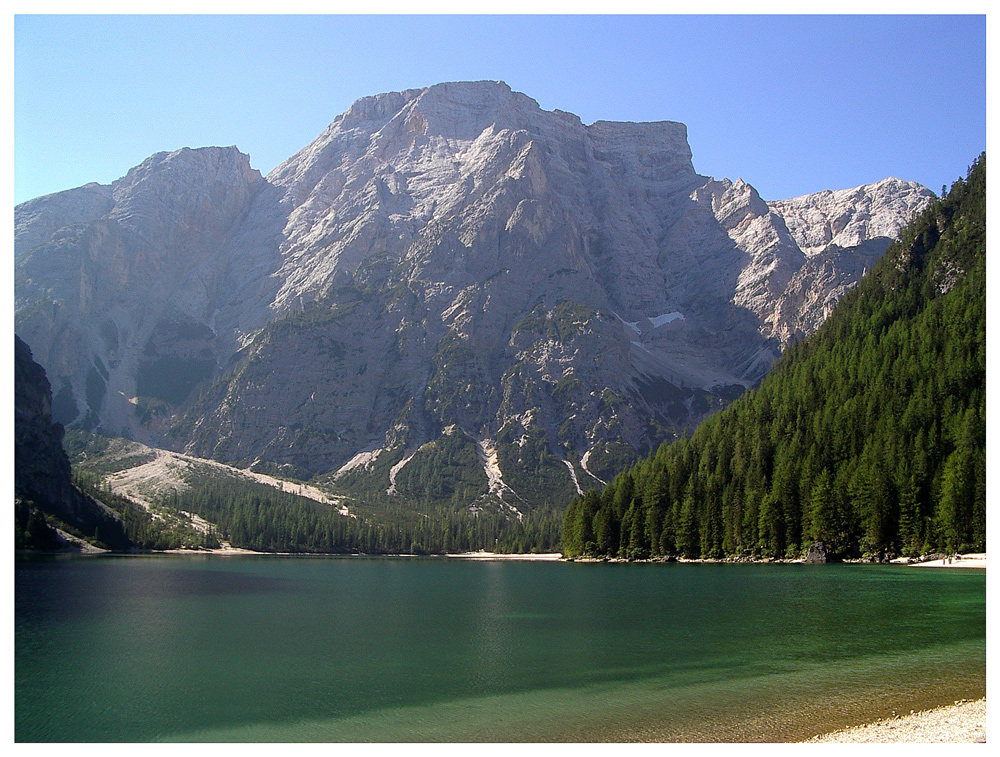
22,546,987,568
569,551,987,568
906,552,986,569
445,551,563,560
20,547,565,559
805,698,986,743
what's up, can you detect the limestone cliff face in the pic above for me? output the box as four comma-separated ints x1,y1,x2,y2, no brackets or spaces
765,178,935,343
769,177,933,257
14,81,934,508
16,146,265,435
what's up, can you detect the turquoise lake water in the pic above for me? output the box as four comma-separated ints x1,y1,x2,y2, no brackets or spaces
14,554,985,742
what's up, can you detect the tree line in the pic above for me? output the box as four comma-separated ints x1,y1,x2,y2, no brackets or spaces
64,429,564,555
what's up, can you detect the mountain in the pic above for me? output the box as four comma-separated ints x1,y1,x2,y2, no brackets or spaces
14,335,130,550
14,81,934,518
563,154,986,561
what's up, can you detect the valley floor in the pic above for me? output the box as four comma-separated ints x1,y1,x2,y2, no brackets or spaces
805,698,986,743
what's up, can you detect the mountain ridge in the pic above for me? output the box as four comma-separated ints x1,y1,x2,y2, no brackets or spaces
15,81,934,515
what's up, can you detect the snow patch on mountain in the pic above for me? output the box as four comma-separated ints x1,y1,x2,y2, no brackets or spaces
648,312,685,328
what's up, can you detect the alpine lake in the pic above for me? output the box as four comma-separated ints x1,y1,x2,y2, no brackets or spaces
15,553,985,742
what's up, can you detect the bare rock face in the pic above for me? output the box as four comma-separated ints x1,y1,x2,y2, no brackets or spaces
15,146,264,434
769,177,933,257
14,81,934,510
14,335,73,507
765,178,935,343
14,182,114,260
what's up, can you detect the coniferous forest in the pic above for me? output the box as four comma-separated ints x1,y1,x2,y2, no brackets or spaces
563,154,986,561
168,475,563,554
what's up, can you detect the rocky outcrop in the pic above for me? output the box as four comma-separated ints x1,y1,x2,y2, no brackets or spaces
766,178,935,343
804,541,829,563
15,336,74,508
14,182,114,260
14,81,934,510
14,335,129,549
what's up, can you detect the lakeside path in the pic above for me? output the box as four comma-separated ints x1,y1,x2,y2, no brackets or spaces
805,698,986,743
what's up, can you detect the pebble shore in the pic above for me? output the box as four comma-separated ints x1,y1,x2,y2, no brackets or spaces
806,698,986,743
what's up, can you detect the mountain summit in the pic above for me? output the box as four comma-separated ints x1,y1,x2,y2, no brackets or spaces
15,81,933,511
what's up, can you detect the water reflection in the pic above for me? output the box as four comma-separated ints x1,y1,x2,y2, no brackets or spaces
470,561,515,691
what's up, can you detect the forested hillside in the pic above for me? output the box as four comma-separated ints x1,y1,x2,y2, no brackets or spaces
65,431,564,554
563,154,986,561
169,477,562,554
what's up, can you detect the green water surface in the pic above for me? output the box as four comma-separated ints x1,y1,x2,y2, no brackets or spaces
14,555,985,742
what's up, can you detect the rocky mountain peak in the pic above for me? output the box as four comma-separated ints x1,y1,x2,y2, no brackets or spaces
14,82,935,512
768,177,934,257
109,146,263,235
586,119,695,187
335,81,528,131
405,80,540,136
695,177,772,231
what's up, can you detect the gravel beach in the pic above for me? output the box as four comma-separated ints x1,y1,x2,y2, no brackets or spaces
910,553,987,569
805,698,986,743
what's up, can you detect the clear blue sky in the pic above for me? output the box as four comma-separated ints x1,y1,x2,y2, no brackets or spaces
14,13,986,205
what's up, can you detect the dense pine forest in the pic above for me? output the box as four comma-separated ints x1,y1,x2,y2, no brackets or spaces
168,475,563,554
563,154,986,561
